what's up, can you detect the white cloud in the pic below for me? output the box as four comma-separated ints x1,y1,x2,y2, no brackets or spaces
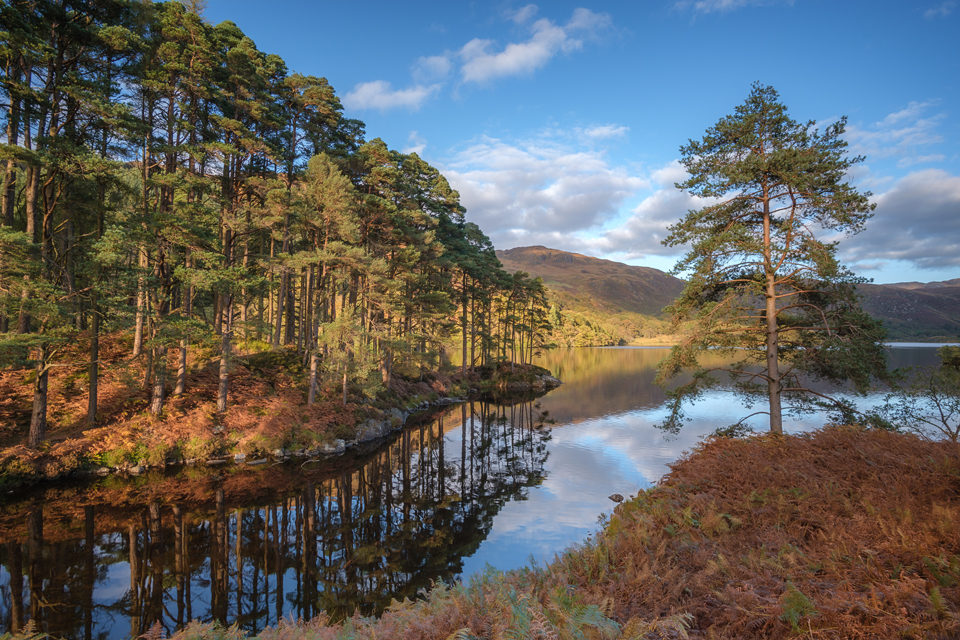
413,55,452,83
459,9,611,84
924,1,956,18
579,124,630,140
403,131,427,156
878,100,937,126
566,7,613,32
845,101,945,159
586,160,716,259
675,0,794,13
509,4,539,24
650,159,688,187
342,81,440,112
442,136,647,250
897,154,946,168
841,169,960,270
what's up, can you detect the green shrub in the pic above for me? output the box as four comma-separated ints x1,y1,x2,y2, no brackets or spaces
181,436,223,460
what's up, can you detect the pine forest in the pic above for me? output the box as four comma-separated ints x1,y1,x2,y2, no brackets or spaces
0,0,554,450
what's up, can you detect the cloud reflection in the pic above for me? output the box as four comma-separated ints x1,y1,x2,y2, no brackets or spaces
456,347,946,577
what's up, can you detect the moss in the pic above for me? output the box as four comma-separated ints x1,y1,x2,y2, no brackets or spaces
180,435,225,461
0,459,39,491
241,348,304,376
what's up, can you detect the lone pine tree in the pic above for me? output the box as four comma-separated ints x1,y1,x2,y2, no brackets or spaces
656,83,888,435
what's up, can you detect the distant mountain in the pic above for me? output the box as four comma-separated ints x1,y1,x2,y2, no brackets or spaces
495,246,684,317
859,280,960,341
883,279,960,290
495,246,959,343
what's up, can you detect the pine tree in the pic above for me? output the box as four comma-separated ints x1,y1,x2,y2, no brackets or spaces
657,84,888,434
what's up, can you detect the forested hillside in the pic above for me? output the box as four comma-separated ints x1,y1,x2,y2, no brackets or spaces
497,246,682,346
0,1,552,450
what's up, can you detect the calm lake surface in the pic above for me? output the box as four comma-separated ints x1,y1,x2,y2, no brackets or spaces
0,345,949,639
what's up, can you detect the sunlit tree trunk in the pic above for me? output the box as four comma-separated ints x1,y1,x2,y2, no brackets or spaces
762,193,783,435
218,294,232,413
29,348,48,447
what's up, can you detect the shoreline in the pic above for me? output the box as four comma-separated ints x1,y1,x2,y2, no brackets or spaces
0,355,561,493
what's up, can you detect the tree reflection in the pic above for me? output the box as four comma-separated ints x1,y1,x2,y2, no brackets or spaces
0,397,551,638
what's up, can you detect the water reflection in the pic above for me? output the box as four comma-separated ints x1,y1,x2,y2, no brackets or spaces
475,346,953,575
533,345,949,425
0,399,551,639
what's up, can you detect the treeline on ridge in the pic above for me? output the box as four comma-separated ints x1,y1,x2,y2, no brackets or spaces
0,0,554,449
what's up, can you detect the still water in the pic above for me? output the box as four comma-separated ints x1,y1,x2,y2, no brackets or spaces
0,345,948,639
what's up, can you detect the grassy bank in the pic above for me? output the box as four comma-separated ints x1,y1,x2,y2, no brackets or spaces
121,426,960,640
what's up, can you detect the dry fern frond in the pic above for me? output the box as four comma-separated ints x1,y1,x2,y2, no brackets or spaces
140,621,166,640
619,613,694,640
528,607,560,640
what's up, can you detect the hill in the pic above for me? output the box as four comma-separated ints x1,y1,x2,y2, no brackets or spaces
495,246,685,317
495,246,959,343
859,280,960,341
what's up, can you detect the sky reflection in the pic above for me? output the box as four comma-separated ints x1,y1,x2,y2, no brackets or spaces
456,345,947,576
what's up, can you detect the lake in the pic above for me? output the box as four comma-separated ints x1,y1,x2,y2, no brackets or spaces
0,345,949,639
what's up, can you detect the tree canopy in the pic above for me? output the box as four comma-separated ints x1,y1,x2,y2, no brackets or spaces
656,83,888,435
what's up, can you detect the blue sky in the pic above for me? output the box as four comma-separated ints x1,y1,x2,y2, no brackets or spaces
204,0,959,285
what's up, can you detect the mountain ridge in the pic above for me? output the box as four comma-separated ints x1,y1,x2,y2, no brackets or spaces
495,245,960,343
495,245,685,317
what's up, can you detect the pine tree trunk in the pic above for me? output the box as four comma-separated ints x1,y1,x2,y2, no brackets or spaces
133,247,147,357
763,196,783,435
284,274,296,345
298,270,308,353
29,348,48,448
87,295,98,426
214,291,222,335
149,345,166,414
273,272,286,347
461,274,468,378
1,157,16,227
308,352,318,405
25,160,39,243
175,344,188,396
18,162,39,334
175,251,192,396
218,296,232,413
1,56,19,227
470,296,477,372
